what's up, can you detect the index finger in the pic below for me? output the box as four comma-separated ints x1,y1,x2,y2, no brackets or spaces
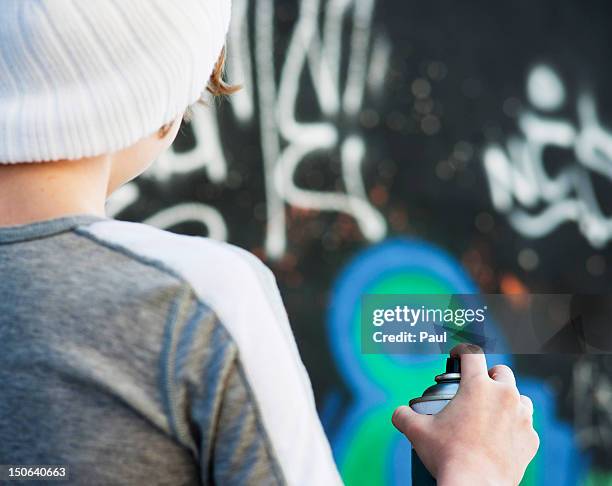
450,343,487,380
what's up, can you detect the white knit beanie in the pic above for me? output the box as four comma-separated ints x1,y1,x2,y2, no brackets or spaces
0,0,232,163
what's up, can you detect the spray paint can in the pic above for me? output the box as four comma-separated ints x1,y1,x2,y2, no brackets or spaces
408,356,461,485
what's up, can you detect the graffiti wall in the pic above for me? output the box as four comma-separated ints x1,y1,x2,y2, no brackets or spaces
107,0,612,484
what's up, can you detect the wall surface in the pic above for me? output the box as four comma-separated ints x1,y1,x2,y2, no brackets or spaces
108,1,612,483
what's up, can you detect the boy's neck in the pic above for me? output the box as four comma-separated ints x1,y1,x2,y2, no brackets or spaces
0,156,111,227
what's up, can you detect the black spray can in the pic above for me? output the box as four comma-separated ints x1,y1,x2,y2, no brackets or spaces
408,357,461,485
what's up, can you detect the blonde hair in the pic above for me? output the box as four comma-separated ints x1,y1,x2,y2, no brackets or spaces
159,46,240,137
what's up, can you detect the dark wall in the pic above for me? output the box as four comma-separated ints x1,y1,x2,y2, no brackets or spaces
110,1,612,483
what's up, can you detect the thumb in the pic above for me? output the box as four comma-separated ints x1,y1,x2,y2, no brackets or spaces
451,343,487,380
392,405,431,442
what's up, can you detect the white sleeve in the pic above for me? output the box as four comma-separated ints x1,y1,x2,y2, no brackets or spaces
84,220,344,486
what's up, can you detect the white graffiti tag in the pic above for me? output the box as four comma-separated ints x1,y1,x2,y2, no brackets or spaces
107,0,390,259
483,64,612,248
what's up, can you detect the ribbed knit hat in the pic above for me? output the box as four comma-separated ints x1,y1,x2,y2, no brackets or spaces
0,0,232,163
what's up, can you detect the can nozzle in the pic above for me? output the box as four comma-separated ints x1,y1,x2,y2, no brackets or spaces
445,356,461,374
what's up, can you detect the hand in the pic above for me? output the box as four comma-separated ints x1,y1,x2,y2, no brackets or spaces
392,344,539,486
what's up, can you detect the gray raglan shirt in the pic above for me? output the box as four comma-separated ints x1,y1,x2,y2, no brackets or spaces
0,215,342,486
